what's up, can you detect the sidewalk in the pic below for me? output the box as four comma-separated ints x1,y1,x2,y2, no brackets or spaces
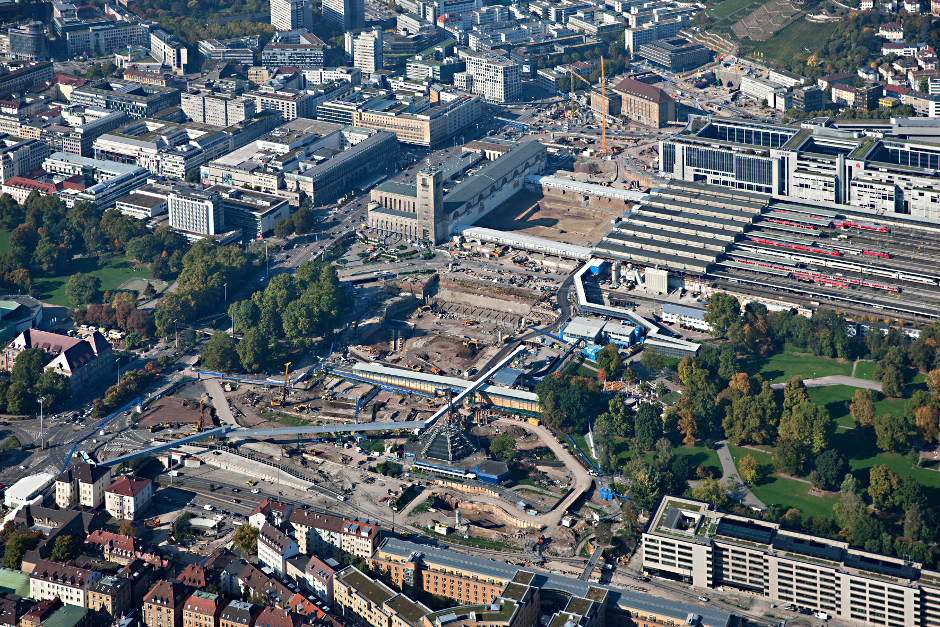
715,440,766,509
769,375,881,392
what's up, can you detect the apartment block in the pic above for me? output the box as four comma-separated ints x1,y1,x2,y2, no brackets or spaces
347,28,383,74
104,475,152,521
182,592,225,627
249,90,315,120
29,560,102,607
143,580,187,627
218,601,259,627
334,566,431,627
271,0,310,31
461,51,520,103
257,522,299,578
262,30,325,70
323,0,364,30
182,91,255,126
55,461,111,509
288,510,381,559
86,576,132,618
150,29,188,74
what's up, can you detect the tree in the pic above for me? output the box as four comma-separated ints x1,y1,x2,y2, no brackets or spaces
704,292,741,338
66,273,102,306
293,206,314,233
778,401,834,454
869,464,901,510
594,522,613,546
237,328,271,373
118,521,137,538
881,364,905,398
595,344,623,380
686,477,730,511
201,332,240,373
722,387,779,445
927,369,940,394
850,388,876,429
233,524,258,554
739,454,762,485
874,413,911,453
2,528,41,569
629,471,660,510
916,405,940,443
782,376,810,419
273,216,295,239
489,433,517,464
773,437,808,476
6,382,34,415
50,535,79,561
814,449,847,490
920,77,930,93
904,502,924,540
11,348,45,388
634,402,662,450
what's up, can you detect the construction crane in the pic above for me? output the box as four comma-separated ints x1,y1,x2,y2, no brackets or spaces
568,58,608,157
281,362,292,405
194,398,204,433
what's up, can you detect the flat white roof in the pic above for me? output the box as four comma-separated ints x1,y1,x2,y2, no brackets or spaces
564,317,605,338
350,362,538,402
5,472,54,500
525,175,649,202
454,225,592,260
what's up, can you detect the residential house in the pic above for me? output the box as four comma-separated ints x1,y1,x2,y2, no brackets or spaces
248,499,294,530
28,559,102,607
21,599,62,627
257,522,299,578
143,580,187,627
182,592,225,627
104,475,152,521
218,601,259,627
178,564,207,589
83,531,140,565
85,575,132,618
252,607,301,627
288,510,380,560
40,606,89,627
304,556,338,604
879,21,904,40
0,596,27,627
236,564,294,609
55,462,112,509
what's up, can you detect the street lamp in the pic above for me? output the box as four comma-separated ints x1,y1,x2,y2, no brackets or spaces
224,283,228,305
38,396,46,450
174,318,179,349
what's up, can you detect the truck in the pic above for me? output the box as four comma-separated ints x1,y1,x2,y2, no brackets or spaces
814,613,829,621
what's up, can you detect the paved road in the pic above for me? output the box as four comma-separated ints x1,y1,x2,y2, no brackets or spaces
769,375,882,392
715,440,767,510
203,378,238,426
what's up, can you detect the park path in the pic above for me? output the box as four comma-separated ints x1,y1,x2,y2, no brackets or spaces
715,439,767,510
769,375,881,392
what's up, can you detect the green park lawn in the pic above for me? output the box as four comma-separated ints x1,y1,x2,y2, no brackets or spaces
34,255,143,306
806,385,906,428
741,350,853,384
854,360,878,380
728,444,839,519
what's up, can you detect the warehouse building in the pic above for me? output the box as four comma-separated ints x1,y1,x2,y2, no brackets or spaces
661,303,710,332
660,116,940,218
367,141,546,244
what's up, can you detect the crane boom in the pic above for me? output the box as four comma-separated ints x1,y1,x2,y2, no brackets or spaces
568,60,608,157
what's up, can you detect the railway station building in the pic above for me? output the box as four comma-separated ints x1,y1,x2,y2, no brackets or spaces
367,141,547,244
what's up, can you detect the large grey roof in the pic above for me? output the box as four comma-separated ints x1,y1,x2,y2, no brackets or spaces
442,142,545,215
376,538,734,627
662,303,707,319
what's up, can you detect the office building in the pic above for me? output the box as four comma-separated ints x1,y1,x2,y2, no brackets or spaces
323,0,364,31
461,51,520,103
855,82,883,111
271,0,310,32
304,66,361,86
197,35,259,65
637,37,710,72
150,29,187,74
115,184,172,220
740,75,781,104
368,536,736,627
249,89,315,121
0,135,50,183
793,86,825,112
182,90,256,126
2,328,113,391
261,30,326,70
70,80,181,120
63,22,147,58
610,77,675,127
659,116,940,217
55,461,111,509
168,188,224,236
347,28,383,74
368,141,545,243
351,92,481,147
0,61,51,96
768,68,805,88
625,18,685,56
643,495,940,627
0,22,48,61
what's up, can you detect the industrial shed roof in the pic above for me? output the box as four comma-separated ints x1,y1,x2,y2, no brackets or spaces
626,213,738,240
605,226,726,251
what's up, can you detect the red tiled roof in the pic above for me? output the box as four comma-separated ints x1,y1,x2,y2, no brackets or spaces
179,563,207,587
106,475,151,498
85,530,138,555
255,606,302,627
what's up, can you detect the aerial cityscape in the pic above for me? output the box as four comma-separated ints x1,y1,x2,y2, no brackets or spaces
1,1,940,627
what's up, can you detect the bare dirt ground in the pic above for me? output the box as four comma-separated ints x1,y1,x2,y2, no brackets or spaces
138,395,218,429
473,190,620,247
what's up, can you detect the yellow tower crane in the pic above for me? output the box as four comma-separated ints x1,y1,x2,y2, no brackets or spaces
568,57,608,157
281,362,292,405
